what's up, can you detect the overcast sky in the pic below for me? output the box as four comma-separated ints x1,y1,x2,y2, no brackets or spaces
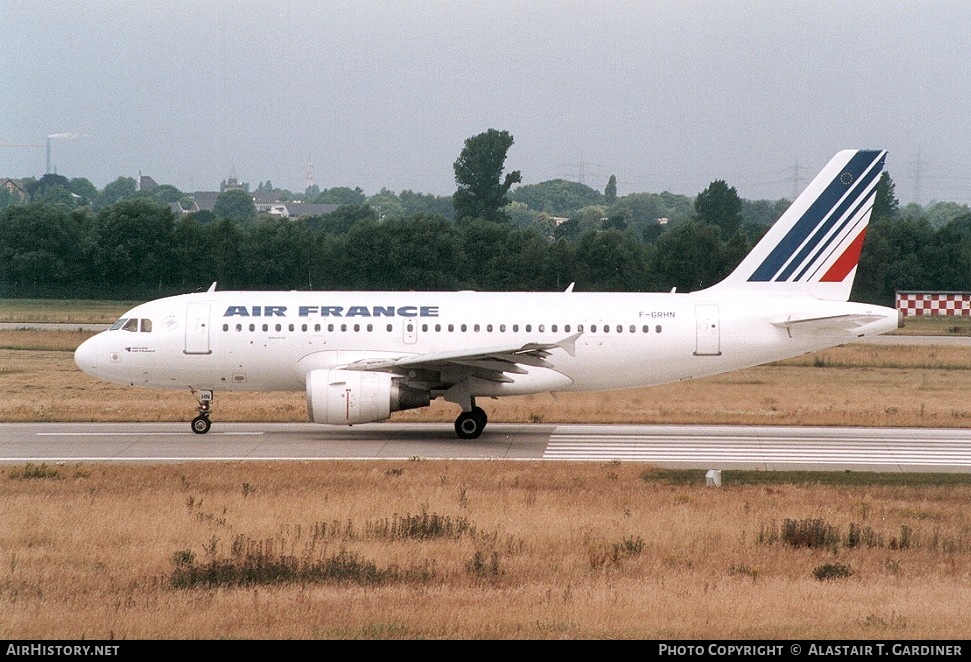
4,1,971,204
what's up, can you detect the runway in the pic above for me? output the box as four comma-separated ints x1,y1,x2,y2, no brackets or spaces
3,422,970,472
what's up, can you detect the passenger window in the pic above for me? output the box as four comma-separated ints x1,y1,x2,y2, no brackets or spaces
656,325,662,333
222,324,229,332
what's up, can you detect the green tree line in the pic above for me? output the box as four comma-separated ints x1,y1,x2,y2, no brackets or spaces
3,131,970,304
3,185,969,304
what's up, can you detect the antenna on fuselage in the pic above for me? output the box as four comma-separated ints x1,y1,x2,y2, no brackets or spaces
564,282,575,293
207,282,217,293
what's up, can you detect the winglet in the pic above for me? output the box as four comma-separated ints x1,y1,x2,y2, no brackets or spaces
553,331,582,357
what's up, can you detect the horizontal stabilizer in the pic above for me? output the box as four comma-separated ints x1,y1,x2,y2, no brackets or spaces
771,313,896,337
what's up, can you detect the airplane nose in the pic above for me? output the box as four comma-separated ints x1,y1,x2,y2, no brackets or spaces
74,335,101,376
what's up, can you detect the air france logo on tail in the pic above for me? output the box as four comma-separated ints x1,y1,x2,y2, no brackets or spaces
747,150,886,284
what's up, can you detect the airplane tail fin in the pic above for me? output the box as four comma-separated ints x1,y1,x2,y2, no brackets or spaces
707,149,887,301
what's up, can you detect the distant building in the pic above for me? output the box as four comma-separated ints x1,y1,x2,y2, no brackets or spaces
0,178,28,203
896,291,971,316
168,190,338,219
262,202,339,218
137,172,158,192
220,174,248,193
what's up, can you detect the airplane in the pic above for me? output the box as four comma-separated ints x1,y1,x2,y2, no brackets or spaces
74,149,901,439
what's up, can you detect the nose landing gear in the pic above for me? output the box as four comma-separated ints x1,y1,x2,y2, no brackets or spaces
190,389,213,434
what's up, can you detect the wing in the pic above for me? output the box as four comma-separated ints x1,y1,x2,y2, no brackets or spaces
339,332,581,389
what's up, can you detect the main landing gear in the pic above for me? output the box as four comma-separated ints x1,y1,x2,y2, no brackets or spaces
454,403,487,440
190,389,213,434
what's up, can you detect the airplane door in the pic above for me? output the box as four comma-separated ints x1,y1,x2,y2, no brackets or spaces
694,304,721,356
184,303,212,355
403,319,417,345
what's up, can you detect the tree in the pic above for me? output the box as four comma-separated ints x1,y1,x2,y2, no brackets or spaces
652,221,725,291
24,173,70,200
97,177,137,210
93,198,177,287
695,179,742,240
0,203,87,287
605,175,617,203
453,129,521,223
313,186,366,206
367,188,406,220
872,172,899,220
508,179,601,215
68,177,99,207
212,189,256,224
573,228,651,291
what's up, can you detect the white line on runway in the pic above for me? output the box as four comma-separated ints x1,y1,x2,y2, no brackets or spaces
544,426,971,467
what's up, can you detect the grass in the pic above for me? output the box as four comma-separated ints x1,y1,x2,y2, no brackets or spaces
1,461,969,639
0,299,135,324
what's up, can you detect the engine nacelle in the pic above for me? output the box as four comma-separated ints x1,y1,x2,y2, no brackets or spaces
305,369,430,425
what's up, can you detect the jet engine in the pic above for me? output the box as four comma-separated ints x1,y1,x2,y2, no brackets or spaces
305,369,430,425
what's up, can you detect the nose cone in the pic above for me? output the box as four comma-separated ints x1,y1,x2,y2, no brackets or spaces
74,334,102,377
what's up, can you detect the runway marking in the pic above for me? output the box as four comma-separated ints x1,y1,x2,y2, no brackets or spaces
544,426,971,467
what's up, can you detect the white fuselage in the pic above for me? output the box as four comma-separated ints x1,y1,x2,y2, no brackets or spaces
74,289,900,397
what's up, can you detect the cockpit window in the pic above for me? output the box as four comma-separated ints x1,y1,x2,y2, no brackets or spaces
110,317,153,332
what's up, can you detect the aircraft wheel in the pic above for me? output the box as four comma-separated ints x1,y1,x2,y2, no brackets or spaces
191,416,211,434
454,406,487,440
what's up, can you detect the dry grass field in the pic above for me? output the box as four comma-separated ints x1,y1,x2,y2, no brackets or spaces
2,461,971,640
2,300,971,639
